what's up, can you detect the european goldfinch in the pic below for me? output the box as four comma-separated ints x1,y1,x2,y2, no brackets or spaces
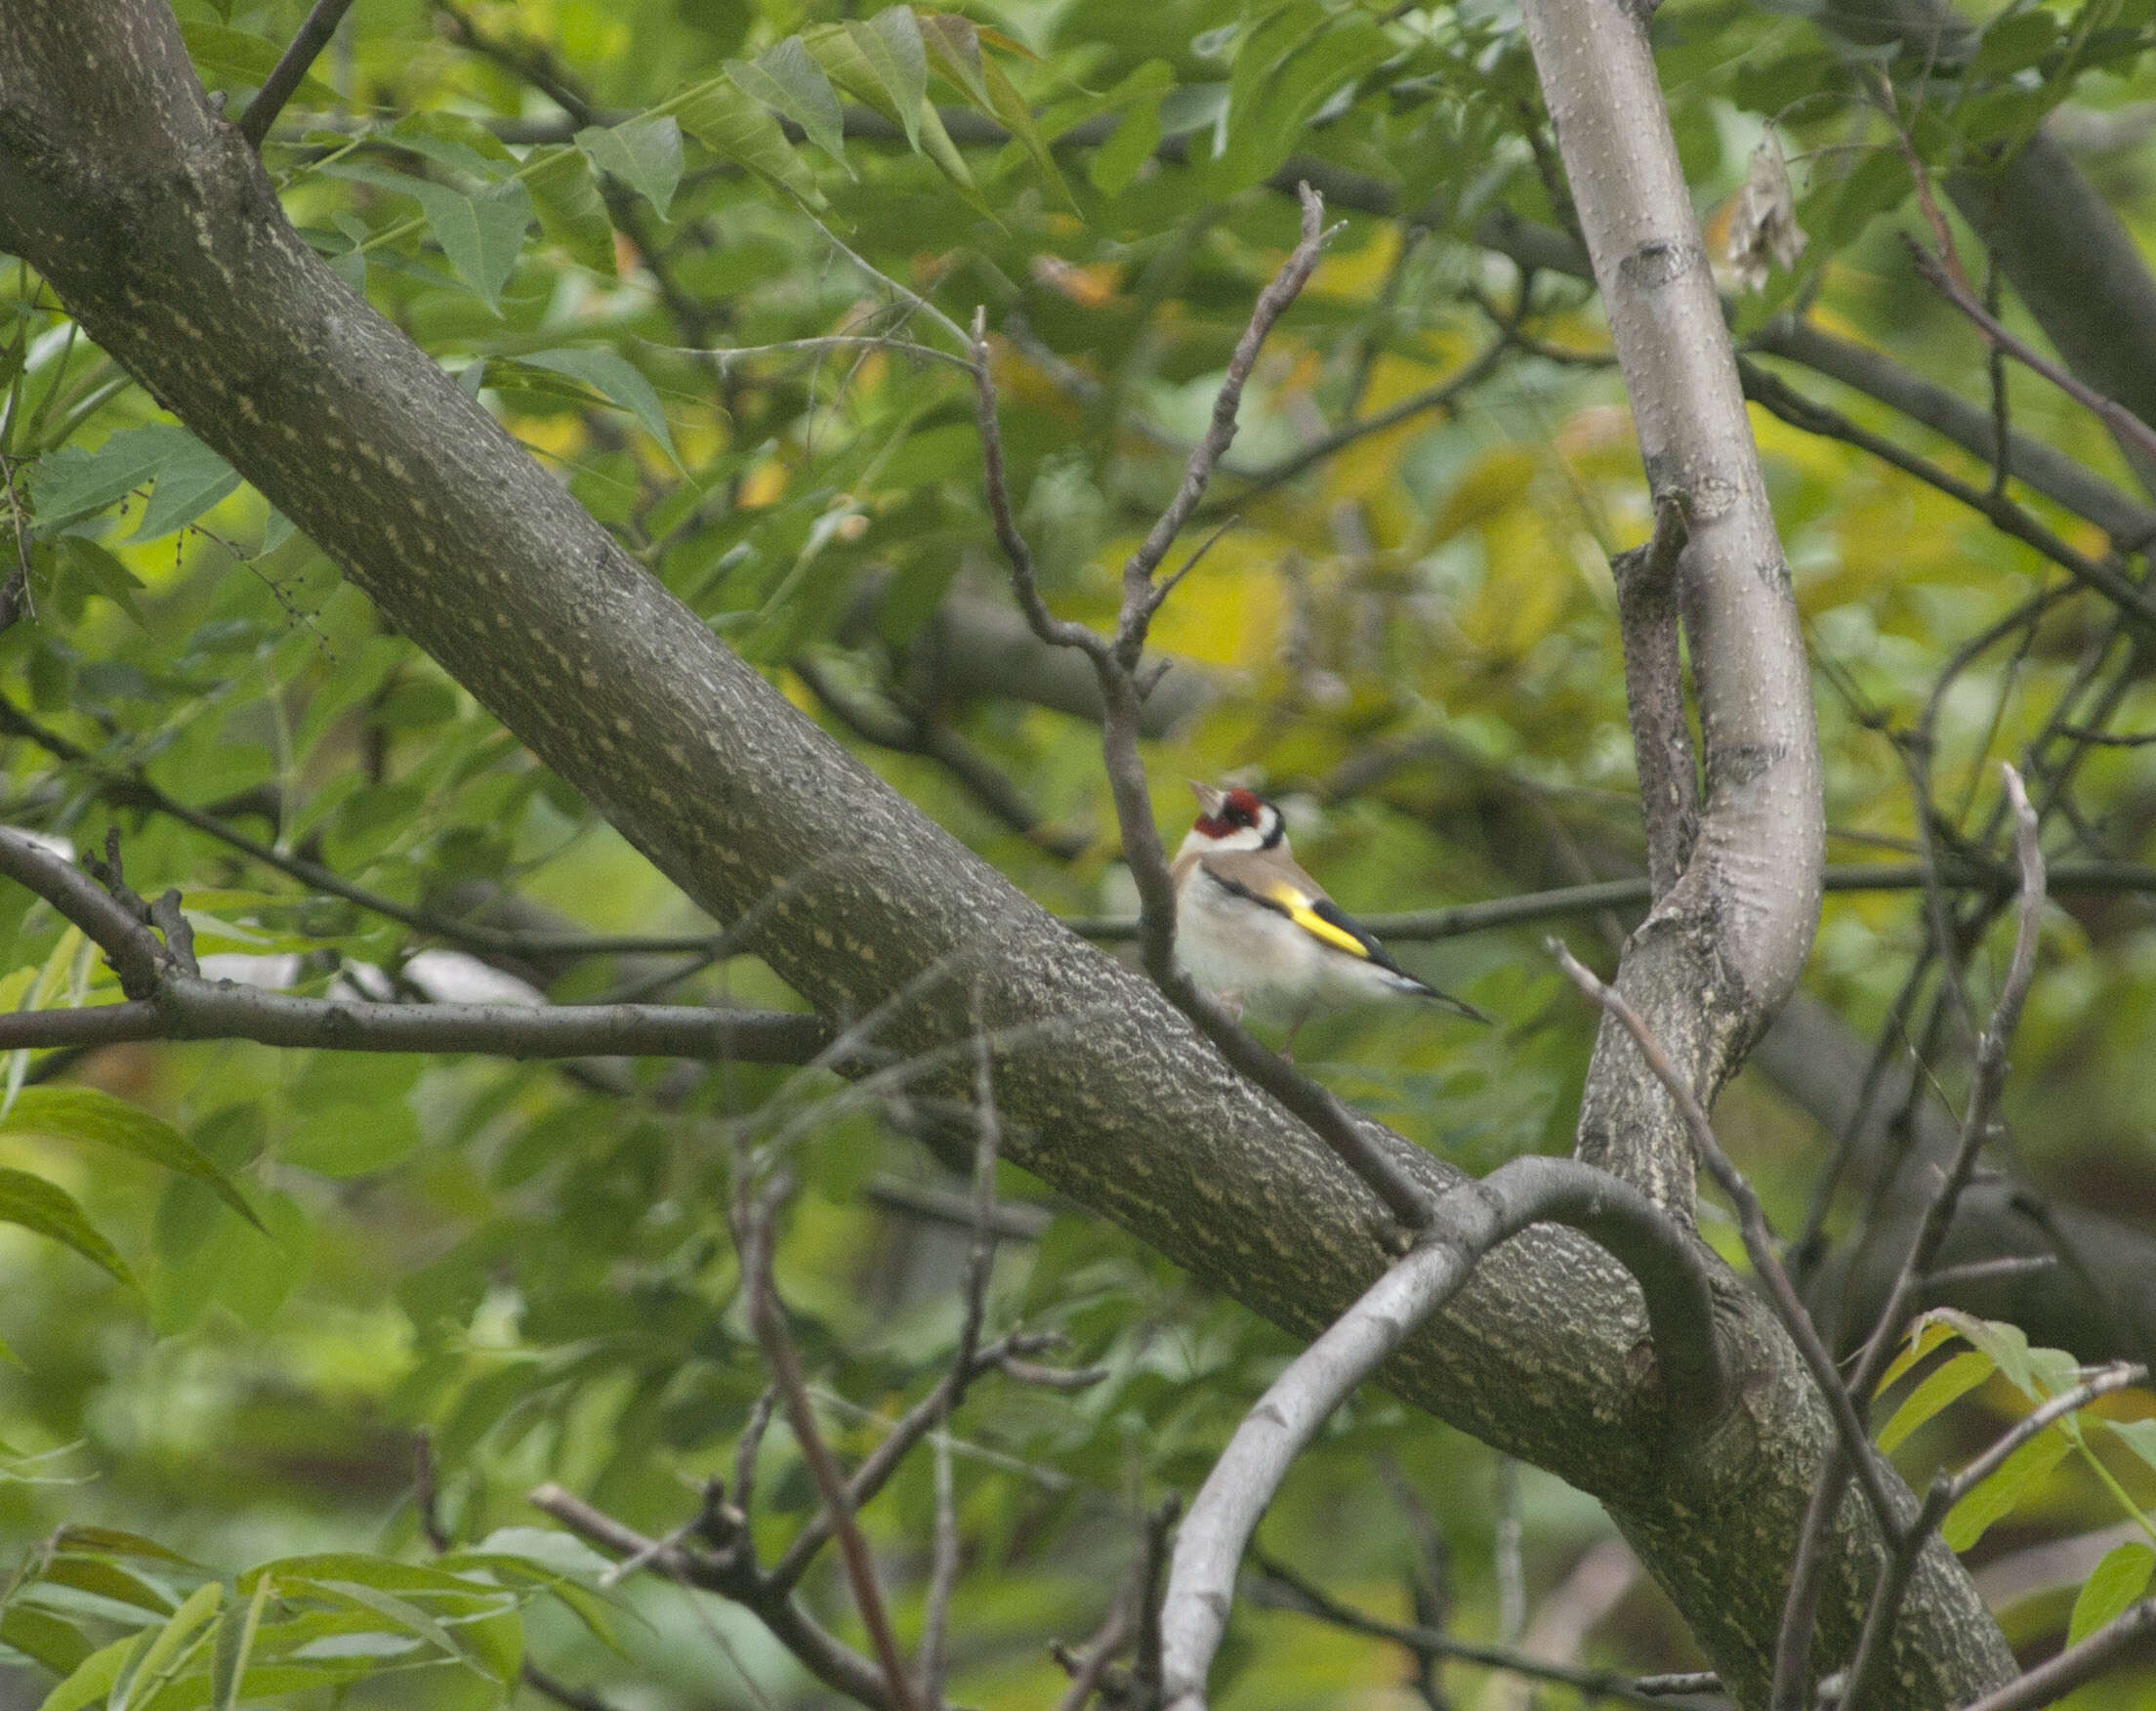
1171,782,1489,1051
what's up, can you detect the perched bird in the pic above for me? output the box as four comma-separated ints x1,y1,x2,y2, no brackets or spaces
1171,781,1489,1052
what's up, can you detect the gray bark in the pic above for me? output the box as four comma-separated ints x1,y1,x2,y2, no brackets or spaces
0,5,2007,1703
1520,0,1824,1216
1516,0,2008,1698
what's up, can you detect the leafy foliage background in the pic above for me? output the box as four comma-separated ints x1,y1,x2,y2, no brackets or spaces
5,0,2156,1703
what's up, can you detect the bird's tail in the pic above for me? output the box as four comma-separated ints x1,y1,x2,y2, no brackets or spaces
1408,978,1491,1025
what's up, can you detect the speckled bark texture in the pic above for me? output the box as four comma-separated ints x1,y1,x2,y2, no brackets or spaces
0,6,2011,1704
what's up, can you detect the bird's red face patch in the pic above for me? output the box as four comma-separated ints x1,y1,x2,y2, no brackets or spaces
1195,787,1266,838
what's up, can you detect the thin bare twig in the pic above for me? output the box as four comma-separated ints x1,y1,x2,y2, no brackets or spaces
238,0,355,146
763,1325,1070,1593
740,1187,922,1711
969,185,1440,1233
1906,236,2156,474
1737,361,2156,627
1849,766,2048,1396
1842,1362,2147,1711
1249,1554,1705,1709
1052,1497,1179,1711
0,691,755,960
1058,859,2156,948
1955,1593,2156,1711
1765,767,2046,1709
920,1433,958,1708
528,1481,899,1710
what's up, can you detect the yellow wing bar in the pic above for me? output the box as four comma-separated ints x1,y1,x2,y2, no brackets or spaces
1269,886,1375,961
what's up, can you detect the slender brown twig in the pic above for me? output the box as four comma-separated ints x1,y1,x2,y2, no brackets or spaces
1906,237,2156,473
237,0,356,146
1249,1554,1704,1709
739,1186,922,1711
1842,1361,2147,1711
970,185,1438,1233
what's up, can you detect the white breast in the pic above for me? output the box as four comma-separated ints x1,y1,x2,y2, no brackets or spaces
1174,866,1333,1024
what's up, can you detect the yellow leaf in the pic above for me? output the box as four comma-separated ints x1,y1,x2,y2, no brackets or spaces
1142,532,1286,667
737,459,789,509
1306,225,1400,302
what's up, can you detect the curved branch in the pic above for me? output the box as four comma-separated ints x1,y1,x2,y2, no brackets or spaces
1156,1154,1728,1711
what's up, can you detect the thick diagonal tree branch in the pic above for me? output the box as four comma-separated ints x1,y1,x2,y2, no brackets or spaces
0,8,2011,1703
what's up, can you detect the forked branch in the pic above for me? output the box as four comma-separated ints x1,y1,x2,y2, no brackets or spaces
1155,1153,1726,1711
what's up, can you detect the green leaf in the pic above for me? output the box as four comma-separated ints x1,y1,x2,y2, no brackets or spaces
804,19,980,204
2069,1542,2155,1645
452,1529,612,1585
1,1605,94,1676
850,9,927,146
51,538,148,629
281,1101,421,1179
674,81,825,210
979,52,1075,211
113,1579,221,1711
38,1555,180,1617
26,424,201,534
1091,95,1164,197
130,435,241,541
918,13,994,113
516,350,680,466
726,39,850,173
386,113,517,181
524,146,617,277
328,163,532,313
457,1605,522,1684
39,1628,143,1711
178,22,337,106
53,1527,201,1567
407,180,533,315
1973,10,2062,76
3,1087,263,1231
0,1167,135,1288
910,99,981,201
2104,1415,2156,1475
1927,1309,2081,1401
298,1580,469,1665
236,1555,494,1599
1225,2,1325,129
1941,1424,2075,1552
210,1576,273,1711
1877,1350,1995,1453
574,117,684,220
1214,20,1391,195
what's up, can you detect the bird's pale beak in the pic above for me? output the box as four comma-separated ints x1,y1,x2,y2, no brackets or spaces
1187,780,1226,816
